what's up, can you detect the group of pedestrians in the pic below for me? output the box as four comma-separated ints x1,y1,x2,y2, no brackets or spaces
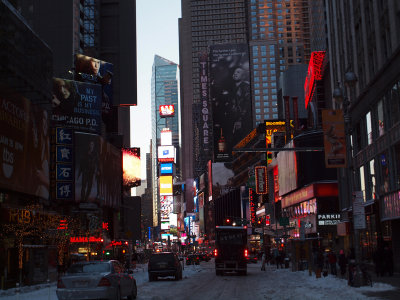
260,248,286,271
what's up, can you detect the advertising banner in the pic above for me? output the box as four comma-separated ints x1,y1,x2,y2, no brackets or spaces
74,54,114,120
74,132,121,208
322,110,346,168
0,92,50,199
199,52,211,154
159,175,173,195
160,129,172,146
255,166,268,194
160,163,173,175
210,44,252,162
122,147,141,188
158,145,175,162
52,78,102,133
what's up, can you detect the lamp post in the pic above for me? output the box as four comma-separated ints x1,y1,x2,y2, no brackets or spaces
333,71,365,287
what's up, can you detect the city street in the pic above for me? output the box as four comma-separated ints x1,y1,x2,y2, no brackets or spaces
0,260,398,300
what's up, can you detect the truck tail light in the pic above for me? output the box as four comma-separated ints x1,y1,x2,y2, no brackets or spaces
244,249,248,258
214,249,218,257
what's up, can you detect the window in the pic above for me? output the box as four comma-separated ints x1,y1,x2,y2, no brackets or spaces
255,102,260,107
377,99,385,137
359,165,366,200
256,109,261,113
255,96,260,100
369,159,376,200
366,112,372,145
264,108,269,113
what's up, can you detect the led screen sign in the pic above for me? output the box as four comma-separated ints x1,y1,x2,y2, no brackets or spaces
159,105,175,117
158,145,175,162
160,163,173,175
159,176,173,195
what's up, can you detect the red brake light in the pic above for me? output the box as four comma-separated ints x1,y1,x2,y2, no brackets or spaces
214,249,218,257
244,249,248,258
98,277,111,287
57,279,66,289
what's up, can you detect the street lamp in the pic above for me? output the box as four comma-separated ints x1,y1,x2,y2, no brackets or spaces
333,71,365,287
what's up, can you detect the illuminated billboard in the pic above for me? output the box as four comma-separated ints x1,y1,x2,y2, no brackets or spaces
210,43,252,162
122,148,141,188
159,105,175,117
160,163,173,175
160,195,173,229
304,51,326,109
159,176,173,195
158,145,175,162
161,129,172,146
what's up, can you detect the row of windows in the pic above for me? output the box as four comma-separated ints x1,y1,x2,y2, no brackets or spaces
256,114,278,120
255,107,278,113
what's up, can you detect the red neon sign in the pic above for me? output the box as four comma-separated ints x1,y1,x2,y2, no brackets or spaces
70,237,104,243
159,105,175,117
102,222,109,231
57,219,68,230
249,188,256,225
304,51,326,109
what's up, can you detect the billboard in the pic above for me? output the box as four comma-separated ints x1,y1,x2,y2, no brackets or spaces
210,44,252,161
161,129,172,146
74,132,121,208
122,147,141,188
160,163,173,175
160,195,173,223
159,175,173,195
322,110,346,168
52,78,102,133
74,54,114,127
158,145,175,162
0,92,50,199
159,105,175,117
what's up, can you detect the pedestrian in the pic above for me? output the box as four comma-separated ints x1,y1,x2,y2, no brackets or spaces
328,251,337,276
338,249,347,278
261,252,266,271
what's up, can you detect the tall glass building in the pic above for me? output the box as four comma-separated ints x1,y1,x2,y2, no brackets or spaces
151,55,180,226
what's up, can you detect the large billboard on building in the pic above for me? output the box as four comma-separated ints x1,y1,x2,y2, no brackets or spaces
74,54,114,126
0,92,50,199
52,78,102,134
122,147,141,188
74,132,121,208
322,110,346,168
209,44,252,162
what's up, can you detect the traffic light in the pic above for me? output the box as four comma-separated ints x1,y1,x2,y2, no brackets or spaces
225,218,231,225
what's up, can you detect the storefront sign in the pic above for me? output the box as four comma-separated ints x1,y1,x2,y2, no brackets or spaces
317,214,340,226
255,166,268,194
70,236,103,243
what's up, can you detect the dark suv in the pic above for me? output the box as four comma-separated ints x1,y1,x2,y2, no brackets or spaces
148,252,183,281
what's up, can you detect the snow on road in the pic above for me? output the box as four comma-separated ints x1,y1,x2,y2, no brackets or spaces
0,261,396,300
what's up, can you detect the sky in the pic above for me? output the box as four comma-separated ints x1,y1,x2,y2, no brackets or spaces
130,0,182,181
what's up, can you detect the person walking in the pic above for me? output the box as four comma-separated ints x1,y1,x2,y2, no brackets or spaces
261,252,266,271
328,251,337,276
338,249,347,278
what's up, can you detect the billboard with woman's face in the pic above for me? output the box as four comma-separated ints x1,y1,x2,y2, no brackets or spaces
52,78,102,134
0,91,50,199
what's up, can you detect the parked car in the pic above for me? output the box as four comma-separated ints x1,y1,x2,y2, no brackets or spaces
186,254,200,265
56,260,137,300
148,252,183,281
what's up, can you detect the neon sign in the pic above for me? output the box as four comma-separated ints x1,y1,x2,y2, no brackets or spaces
70,237,103,243
304,51,326,109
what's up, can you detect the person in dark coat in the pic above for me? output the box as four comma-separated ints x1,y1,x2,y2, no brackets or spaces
338,249,347,278
328,251,337,276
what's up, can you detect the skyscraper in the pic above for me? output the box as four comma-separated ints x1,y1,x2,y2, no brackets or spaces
151,55,180,226
179,0,248,179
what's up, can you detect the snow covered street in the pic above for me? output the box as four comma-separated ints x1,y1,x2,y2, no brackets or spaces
0,260,397,300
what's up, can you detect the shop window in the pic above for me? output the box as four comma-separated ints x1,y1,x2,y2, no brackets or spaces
377,99,385,137
367,159,376,200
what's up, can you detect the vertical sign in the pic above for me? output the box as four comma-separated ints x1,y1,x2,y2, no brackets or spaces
199,52,211,153
249,188,256,226
322,110,346,168
292,96,299,131
353,191,366,229
208,160,213,201
255,166,268,194
55,128,74,200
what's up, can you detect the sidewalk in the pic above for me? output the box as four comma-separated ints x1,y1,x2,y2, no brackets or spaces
361,272,400,299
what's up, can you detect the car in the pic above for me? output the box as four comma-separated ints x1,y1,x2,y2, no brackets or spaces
246,253,258,264
186,254,200,265
148,252,183,281
56,260,137,300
